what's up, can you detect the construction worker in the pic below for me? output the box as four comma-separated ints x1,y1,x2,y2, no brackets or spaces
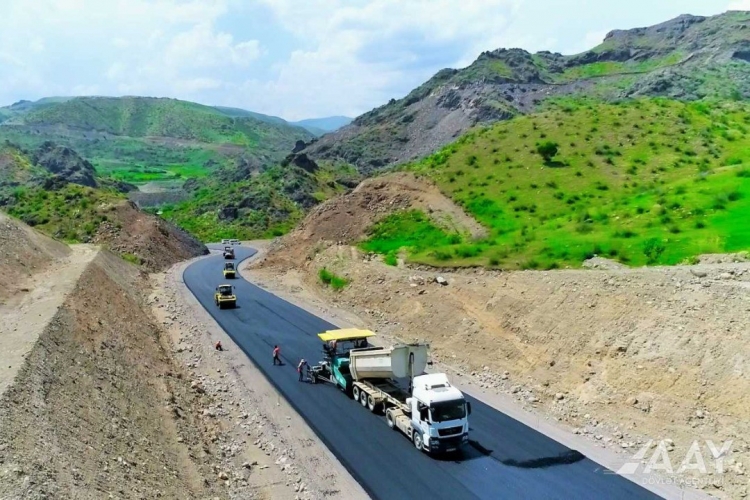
273,345,281,365
297,359,308,381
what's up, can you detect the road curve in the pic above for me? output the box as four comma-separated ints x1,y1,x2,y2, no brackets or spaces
183,246,662,500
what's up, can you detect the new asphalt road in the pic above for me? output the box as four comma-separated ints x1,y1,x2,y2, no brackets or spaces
184,246,662,500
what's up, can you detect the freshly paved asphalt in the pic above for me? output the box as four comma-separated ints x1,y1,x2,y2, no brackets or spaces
183,246,662,500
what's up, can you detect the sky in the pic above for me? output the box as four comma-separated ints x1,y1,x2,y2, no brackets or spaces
0,0,741,121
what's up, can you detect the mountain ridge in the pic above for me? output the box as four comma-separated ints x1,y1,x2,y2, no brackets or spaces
304,10,750,174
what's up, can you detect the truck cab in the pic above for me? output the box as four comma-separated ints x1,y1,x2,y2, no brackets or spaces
409,373,471,453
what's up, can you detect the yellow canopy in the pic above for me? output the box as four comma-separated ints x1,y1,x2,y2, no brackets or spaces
318,328,375,343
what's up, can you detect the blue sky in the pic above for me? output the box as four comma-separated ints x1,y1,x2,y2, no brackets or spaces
0,0,740,121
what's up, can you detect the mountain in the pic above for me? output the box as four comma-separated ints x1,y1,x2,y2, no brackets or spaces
0,96,314,189
305,11,750,174
292,116,353,136
212,106,289,125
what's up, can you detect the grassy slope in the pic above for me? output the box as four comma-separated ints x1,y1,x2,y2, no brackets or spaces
360,98,750,269
0,97,313,186
6,184,123,243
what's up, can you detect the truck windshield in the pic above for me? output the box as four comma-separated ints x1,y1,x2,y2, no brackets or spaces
430,400,466,422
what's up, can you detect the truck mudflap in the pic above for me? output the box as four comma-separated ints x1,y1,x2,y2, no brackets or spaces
427,433,469,454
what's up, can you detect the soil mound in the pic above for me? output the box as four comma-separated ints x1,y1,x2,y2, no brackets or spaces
0,211,70,302
267,172,485,266
0,251,223,499
94,201,208,271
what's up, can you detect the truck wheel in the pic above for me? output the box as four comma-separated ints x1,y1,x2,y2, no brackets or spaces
413,431,424,451
367,395,380,413
359,390,368,407
386,410,396,429
352,386,360,401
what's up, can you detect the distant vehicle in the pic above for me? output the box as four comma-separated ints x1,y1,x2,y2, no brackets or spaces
214,284,237,309
308,329,471,455
223,262,236,279
221,239,231,245
223,246,235,259
230,239,240,245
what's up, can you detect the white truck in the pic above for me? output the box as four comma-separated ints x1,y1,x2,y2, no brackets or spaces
310,329,472,454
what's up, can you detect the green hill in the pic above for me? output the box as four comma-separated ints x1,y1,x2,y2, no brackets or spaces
306,11,750,173
360,98,750,269
0,96,313,188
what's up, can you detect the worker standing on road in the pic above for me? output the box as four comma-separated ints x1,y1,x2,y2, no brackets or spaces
297,359,308,381
273,345,281,365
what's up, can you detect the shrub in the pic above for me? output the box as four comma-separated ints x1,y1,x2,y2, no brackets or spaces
384,253,398,266
536,141,559,162
122,253,142,265
643,238,666,264
319,268,350,291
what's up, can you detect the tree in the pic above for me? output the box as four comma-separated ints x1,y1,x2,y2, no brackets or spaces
643,237,666,264
536,141,559,163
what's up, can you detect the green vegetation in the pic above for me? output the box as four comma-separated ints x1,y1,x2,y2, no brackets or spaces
361,210,463,265
5,184,122,242
160,162,358,242
122,253,143,265
367,98,750,269
319,268,350,291
554,52,685,82
0,96,312,189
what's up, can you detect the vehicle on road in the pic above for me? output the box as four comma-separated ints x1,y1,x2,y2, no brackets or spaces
223,262,236,279
223,246,235,259
214,284,237,309
309,329,471,454
221,239,231,245
230,239,240,245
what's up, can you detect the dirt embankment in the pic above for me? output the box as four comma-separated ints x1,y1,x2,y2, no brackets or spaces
265,172,485,267
0,251,228,499
0,212,70,301
0,215,366,500
93,200,208,272
252,175,750,499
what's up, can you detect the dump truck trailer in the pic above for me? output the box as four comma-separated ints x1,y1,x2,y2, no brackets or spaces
310,329,471,454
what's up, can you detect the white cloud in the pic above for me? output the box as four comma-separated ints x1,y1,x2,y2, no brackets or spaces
165,23,262,70
726,0,750,9
247,0,524,119
0,0,259,105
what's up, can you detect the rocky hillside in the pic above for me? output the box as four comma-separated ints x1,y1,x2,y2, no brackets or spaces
306,11,750,173
0,144,207,268
160,153,361,242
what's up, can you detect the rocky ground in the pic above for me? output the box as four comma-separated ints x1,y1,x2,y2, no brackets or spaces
0,211,70,302
93,200,208,272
